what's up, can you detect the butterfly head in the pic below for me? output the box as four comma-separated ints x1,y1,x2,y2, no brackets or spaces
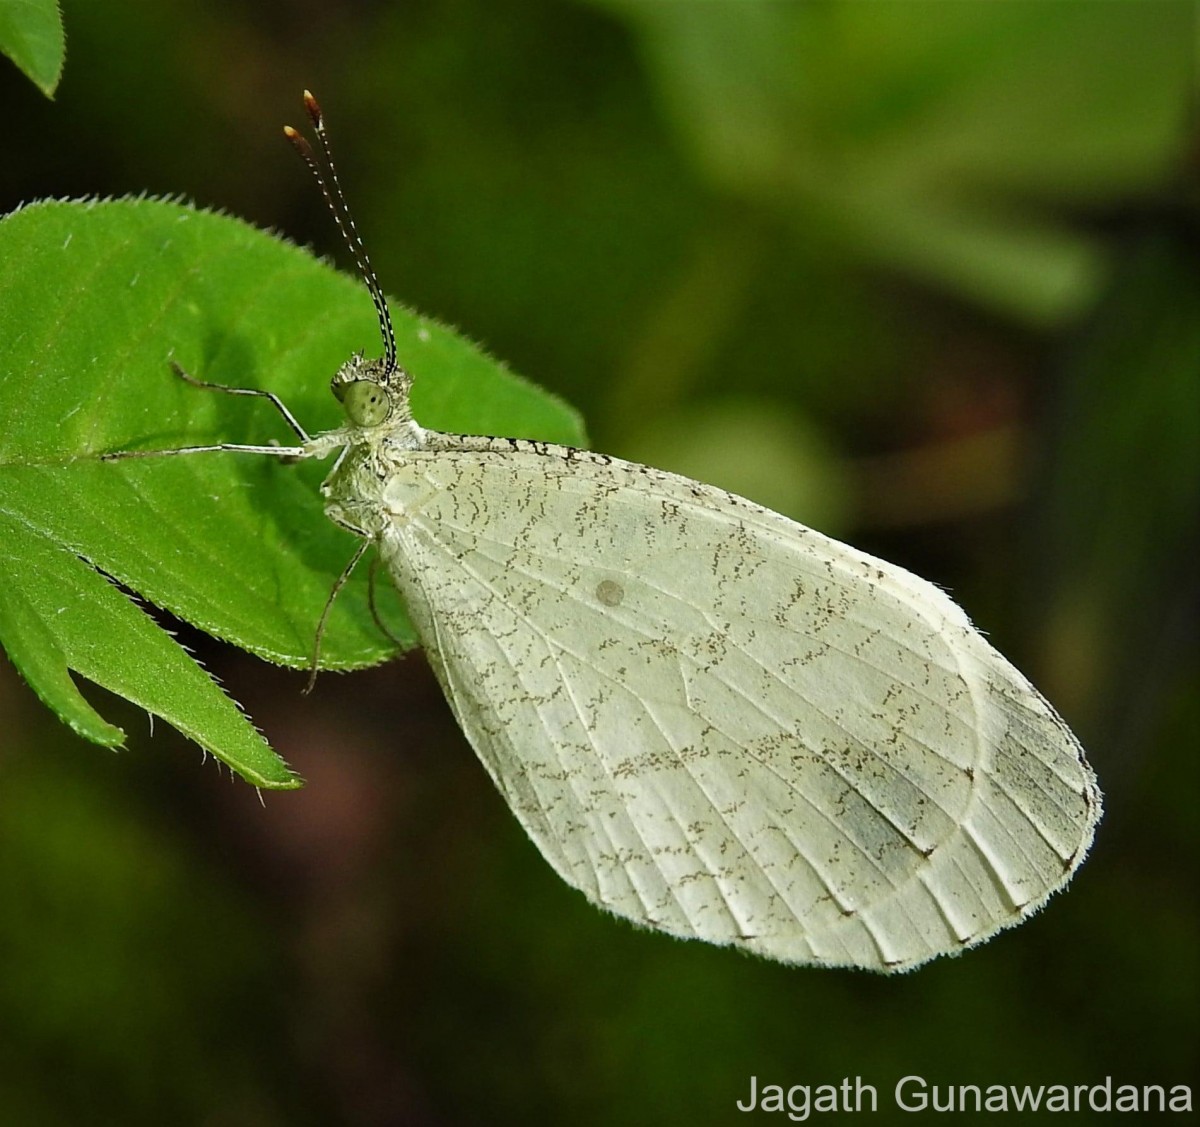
331,351,396,428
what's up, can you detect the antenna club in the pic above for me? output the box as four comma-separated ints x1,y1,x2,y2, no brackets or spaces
302,90,323,128
284,128,318,163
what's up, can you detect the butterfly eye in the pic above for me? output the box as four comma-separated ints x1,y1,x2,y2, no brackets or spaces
341,380,390,427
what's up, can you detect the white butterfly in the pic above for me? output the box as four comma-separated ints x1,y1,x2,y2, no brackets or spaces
113,92,1101,972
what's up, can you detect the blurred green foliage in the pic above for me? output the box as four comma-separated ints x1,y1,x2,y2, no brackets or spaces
0,1,1195,1124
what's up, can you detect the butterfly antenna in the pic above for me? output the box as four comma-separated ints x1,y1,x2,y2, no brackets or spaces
284,90,399,377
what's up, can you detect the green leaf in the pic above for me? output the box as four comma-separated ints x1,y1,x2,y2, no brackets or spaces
0,0,65,97
0,512,296,787
0,197,585,785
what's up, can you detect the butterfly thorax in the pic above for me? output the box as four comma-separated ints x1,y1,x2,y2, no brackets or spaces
313,347,429,537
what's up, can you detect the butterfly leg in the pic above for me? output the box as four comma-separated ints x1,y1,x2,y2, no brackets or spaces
166,359,312,442
304,538,373,694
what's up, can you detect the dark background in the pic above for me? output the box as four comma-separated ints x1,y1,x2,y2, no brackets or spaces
1,2,1196,1123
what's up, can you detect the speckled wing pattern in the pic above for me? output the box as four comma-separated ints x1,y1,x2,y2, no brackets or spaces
376,435,1101,972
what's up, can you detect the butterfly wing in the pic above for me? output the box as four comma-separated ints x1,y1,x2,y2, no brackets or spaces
376,435,1101,972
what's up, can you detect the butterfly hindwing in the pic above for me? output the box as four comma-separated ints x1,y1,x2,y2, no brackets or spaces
374,436,1101,971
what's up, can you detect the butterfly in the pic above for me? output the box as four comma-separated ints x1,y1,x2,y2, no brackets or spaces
108,92,1101,972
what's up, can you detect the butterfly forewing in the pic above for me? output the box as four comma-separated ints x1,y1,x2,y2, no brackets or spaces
372,435,1100,972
